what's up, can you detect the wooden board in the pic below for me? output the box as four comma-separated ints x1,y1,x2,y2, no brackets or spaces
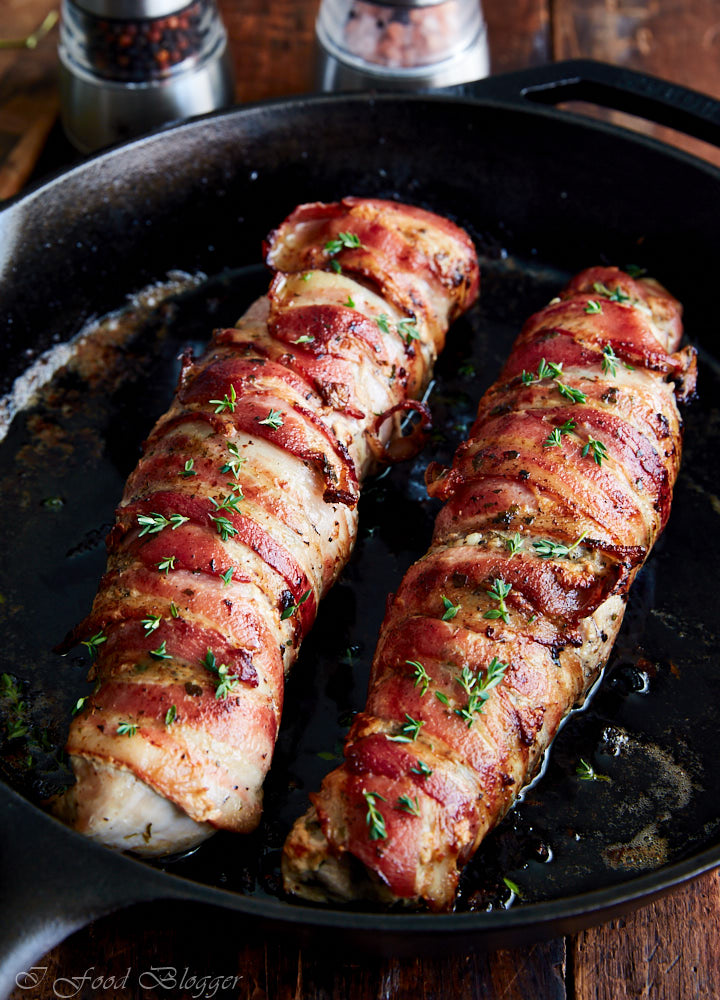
0,0,59,199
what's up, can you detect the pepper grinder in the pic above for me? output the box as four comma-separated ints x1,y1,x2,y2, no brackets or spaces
59,0,235,152
315,0,489,92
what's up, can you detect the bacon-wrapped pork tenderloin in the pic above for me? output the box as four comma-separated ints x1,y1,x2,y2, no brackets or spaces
53,198,479,857
282,266,696,910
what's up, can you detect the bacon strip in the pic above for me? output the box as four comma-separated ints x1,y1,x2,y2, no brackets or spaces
282,266,696,910
53,198,479,857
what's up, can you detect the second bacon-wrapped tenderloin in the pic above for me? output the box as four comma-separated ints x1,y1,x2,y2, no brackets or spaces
282,265,696,910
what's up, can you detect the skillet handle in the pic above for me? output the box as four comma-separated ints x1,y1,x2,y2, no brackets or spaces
0,783,181,1000
458,58,720,150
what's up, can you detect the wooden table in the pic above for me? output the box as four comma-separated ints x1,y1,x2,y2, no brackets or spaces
2,2,720,998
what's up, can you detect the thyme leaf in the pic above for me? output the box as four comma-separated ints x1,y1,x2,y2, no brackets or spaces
280,589,311,621
149,640,172,660
325,232,363,255
387,713,424,743
441,595,461,621
209,384,237,414
363,789,387,840
533,530,588,559
410,759,433,778
210,515,239,542
396,794,420,817
81,630,106,660
137,512,189,537
576,758,611,782
258,409,283,430
141,614,162,634
407,659,431,696
581,436,609,466
483,578,512,624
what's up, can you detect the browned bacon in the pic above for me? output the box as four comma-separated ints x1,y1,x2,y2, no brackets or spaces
282,266,696,910
53,198,479,857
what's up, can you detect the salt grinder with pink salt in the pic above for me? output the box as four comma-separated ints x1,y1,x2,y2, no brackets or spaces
315,0,489,92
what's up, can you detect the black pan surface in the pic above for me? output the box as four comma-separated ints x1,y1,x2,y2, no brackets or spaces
1,61,719,975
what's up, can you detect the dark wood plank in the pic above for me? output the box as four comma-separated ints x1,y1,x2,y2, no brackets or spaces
551,0,720,165
0,0,59,199
217,0,317,103
486,0,552,73
9,903,567,1000
571,870,720,1000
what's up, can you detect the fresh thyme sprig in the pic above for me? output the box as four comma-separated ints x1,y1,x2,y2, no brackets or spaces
441,596,461,621
454,657,508,728
533,530,588,559
585,300,602,314
483,578,512,624
180,459,197,478
209,384,237,414
505,532,523,556
81,630,106,660
375,314,390,334
396,794,420,817
116,722,138,737
220,567,234,586
325,232,363,255
544,419,576,447
410,759,433,778
407,660,431,696
582,436,609,466
521,358,564,385
397,319,420,345
601,342,634,377
576,758,611,782
71,696,89,717
157,555,176,575
258,409,283,430
503,877,522,897
281,589,311,621
556,381,588,405
388,713,425,743
210,515,239,542
363,789,387,840
593,281,631,304
149,640,172,660
521,358,587,404
201,649,240,700
137,512,189,537
220,442,246,479
210,488,244,513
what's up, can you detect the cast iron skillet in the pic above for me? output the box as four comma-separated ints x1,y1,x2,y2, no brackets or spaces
1,59,720,995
